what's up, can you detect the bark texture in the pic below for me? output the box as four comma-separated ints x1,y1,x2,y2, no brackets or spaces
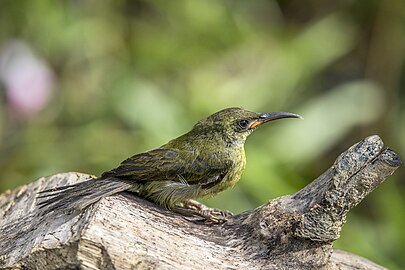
0,135,402,269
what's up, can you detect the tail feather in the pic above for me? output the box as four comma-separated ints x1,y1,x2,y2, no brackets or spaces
37,178,133,213
39,182,85,192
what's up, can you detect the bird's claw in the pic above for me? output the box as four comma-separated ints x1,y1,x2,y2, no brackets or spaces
202,208,233,223
175,199,233,223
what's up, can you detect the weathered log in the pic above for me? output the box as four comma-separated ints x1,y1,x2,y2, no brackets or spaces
0,135,401,269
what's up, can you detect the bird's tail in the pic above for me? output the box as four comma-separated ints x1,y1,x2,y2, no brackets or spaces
37,178,133,214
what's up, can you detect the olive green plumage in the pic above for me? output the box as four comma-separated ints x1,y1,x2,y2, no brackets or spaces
39,107,301,221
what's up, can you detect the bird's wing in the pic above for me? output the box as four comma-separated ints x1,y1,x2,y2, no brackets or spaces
101,148,232,186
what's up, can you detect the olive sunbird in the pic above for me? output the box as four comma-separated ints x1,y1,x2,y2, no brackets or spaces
38,107,302,222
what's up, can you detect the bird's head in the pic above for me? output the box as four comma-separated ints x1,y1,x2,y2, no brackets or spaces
192,107,302,145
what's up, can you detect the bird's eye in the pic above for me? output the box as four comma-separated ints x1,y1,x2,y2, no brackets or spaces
237,119,249,129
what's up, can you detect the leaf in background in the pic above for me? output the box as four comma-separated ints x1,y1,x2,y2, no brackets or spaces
268,80,385,163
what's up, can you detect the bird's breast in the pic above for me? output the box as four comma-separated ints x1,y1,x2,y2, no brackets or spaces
225,149,246,187
200,147,246,197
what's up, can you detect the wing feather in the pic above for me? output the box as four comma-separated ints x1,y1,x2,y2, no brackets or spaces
101,148,232,186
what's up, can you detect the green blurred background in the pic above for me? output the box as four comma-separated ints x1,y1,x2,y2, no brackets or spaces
0,0,404,268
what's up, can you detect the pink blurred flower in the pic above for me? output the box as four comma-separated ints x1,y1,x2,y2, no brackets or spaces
0,40,54,119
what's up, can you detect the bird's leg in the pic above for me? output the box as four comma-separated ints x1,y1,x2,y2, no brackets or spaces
174,199,233,223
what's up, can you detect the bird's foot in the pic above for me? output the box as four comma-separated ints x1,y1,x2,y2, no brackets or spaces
174,199,233,223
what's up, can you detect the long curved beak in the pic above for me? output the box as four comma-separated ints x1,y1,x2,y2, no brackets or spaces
249,112,303,129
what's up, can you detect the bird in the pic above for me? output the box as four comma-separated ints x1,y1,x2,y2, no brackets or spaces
38,107,302,222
